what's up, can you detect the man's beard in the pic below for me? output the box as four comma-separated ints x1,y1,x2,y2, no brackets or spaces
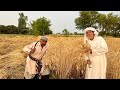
41,44,46,47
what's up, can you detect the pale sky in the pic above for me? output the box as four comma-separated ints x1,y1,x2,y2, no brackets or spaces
0,11,120,34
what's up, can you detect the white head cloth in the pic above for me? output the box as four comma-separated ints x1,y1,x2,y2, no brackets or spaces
84,27,98,44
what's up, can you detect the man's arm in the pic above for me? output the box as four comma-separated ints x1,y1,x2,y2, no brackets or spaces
23,42,36,54
91,37,108,56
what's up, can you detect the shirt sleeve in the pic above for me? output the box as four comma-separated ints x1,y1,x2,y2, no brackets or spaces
91,37,108,56
45,44,49,54
23,42,36,54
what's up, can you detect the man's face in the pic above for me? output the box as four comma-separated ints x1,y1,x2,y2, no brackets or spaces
40,40,47,47
86,30,95,40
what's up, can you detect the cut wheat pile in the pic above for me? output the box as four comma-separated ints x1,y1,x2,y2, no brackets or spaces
0,34,120,79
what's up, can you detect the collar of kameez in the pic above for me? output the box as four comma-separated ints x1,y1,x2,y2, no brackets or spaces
38,41,41,46
88,36,97,41
39,41,47,48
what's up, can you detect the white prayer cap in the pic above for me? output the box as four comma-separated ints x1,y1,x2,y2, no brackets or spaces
41,36,48,41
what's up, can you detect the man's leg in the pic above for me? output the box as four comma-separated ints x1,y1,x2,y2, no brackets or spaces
41,75,50,79
24,77,26,79
33,74,39,79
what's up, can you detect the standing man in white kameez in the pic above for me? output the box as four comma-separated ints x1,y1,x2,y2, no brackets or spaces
83,27,108,79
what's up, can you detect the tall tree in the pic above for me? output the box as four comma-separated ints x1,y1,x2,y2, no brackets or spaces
30,17,52,35
75,11,120,37
18,13,28,34
106,13,120,36
97,13,107,32
75,11,99,31
62,29,69,35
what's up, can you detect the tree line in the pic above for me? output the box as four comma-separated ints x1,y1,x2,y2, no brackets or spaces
0,13,52,35
0,11,120,37
75,11,120,37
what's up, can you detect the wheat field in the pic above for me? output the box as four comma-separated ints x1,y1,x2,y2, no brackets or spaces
0,34,120,79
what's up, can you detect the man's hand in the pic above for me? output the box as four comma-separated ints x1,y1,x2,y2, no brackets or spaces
29,48,36,54
85,48,92,54
83,44,92,54
87,59,92,65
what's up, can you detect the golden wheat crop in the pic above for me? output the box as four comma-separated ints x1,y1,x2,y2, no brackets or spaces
0,34,120,79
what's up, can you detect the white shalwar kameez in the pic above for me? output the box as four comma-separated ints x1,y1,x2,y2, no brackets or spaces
84,27,108,79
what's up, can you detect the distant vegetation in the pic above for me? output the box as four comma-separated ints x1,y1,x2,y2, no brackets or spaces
0,11,120,37
0,13,52,35
75,11,120,37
